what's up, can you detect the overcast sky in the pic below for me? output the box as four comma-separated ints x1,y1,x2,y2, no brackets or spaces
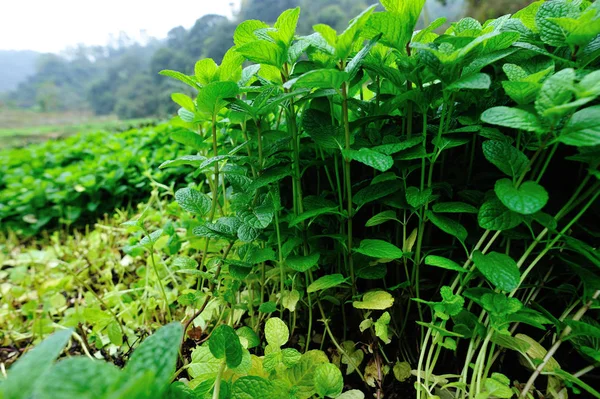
0,0,240,53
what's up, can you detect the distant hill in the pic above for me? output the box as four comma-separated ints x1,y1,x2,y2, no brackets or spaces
0,50,40,93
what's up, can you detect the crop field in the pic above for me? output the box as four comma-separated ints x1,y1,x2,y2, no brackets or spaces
1,1,599,399
0,109,156,148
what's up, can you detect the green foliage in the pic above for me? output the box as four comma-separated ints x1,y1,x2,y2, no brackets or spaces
0,123,191,235
1,324,183,399
5,1,600,399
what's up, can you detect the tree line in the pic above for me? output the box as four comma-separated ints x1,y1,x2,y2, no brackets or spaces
2,0,531,119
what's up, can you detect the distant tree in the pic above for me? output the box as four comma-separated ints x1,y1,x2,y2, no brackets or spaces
114,74,159,119
202,21,236,63
187,14,228,59
150,47,191,80
239,0,299,22
167,26,188,50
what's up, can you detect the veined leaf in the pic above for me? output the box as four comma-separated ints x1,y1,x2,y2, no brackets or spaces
307,274,347,293
478,198,523,230
286,252,320,272
284,69,349,90
426,211,468,243
495,179,548,215
482,140,529,178
481,106,545,134
354,239,403,259
353,290,394,310
473,251,521,292
425,255,467,273
175,188,211,216
343,148,394,172
2,329,72,399
314,363,344,398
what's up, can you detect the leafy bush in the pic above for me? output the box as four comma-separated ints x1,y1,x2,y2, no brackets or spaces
3,1,600,398
0,124,192,235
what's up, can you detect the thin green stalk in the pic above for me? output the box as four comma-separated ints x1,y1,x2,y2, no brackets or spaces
212,361,227,399
149,249,172,322
341,81,356,293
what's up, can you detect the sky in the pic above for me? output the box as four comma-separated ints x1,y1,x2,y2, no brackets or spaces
0,0,241,53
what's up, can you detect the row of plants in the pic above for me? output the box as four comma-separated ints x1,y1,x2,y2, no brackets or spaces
0,123,193,235
2,0,600,398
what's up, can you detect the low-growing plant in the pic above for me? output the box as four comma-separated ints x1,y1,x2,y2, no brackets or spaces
3,0,600,398
0,124,192,235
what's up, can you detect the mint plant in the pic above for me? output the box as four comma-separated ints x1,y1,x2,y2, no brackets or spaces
3,0,600,398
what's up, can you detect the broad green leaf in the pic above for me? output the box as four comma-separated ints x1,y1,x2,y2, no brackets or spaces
535,0,580,47
405,187,433,209
482,140,529,178
345,35,380,80
495,179,549,215
238,202,274,229
282,290,301,312
393,361,412,382
366,210,398,227
209,325,243,368
337,390,366,399
194,59,219,85
354,239,403,259
159,155,206,169
314,363,344,398
485,377,514,399
237,224,260,242
344,148,394,172
473,251,521,292
124,322,183,397
171,130,204,150
558,105,600,147
188,346,221,380
196,81,239,117
171,93,195,112
372,136,423,155
284,69,349,90
354,181,401,207
433,202,478,214
265,317,289,348
366,0,426,50
219,48,245,82
353,290,394,310
301,108,344,149
513,1,543,32
535,68,575,119
231,376,273,399
426,211,468,243
273,8,300,47
481,106,545,134
425,255,466,273
307,274,347,293
340,341,364,375
336,5,377,59
446,73,491,91
478,198,523,230
2,329,71,399
159,70,197,88
234,20,269,46
236,326,260,349
286,252,320,272
175,188,211,216
248,166,292,191
33,358,121,399
286,350,329,398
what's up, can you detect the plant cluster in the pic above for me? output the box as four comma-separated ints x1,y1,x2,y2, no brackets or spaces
2,0,600,398
0,124,192,235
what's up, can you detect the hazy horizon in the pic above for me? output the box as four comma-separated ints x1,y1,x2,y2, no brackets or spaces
0,0,241,53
